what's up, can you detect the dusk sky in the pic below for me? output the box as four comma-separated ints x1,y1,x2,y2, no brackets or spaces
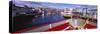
12,1,97,10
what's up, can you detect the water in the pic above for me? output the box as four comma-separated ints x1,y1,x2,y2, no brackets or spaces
32,14,65,26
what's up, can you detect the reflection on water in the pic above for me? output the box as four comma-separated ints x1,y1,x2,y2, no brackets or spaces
32,14,65,26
